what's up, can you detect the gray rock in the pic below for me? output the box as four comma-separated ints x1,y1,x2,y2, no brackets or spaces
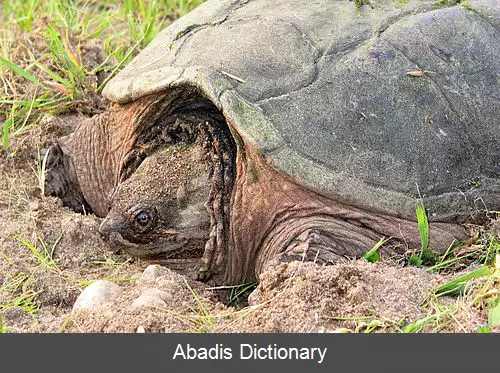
138,264,163,285
247,288,261,307
73,280,122,311
132,289,170,309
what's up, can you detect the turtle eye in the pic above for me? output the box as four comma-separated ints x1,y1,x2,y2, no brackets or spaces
127,203,157,231
135,211,151,226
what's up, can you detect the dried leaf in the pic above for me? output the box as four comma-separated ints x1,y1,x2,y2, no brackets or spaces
454,244,482,256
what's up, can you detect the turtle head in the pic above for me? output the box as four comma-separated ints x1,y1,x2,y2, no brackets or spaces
98,145,211,257
99,200,190,256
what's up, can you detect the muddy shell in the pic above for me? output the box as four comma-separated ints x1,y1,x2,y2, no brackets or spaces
103,0,500,222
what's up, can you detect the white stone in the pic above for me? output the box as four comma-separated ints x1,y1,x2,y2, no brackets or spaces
138,265,163,285
247,288,261,306
132,288,170,309
28,199,39,211
73,280,122,311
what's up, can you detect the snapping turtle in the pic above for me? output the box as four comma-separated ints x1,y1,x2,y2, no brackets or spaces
100,143,211,258
45,0,500,284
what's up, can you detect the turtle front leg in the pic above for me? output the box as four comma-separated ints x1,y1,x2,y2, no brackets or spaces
41,142,93,215
257,215,382,274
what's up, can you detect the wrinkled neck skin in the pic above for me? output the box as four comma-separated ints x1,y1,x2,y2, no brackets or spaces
52,95,167,217
225,137,466,285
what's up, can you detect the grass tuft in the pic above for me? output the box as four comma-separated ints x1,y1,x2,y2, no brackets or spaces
409,201,438,267
435,266,494,296
184,279,214,333
227,282,258,307
0,272,41,316
12,233,62,271
0,0,206,154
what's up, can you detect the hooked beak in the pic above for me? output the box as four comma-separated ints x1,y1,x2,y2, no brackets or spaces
99,217,138,247
107,231,139,248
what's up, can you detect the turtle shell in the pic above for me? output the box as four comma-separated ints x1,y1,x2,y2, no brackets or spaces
103,0,500,221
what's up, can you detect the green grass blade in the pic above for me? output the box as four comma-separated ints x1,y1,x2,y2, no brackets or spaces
435,266,494,296
96,26,149,92
416,201,429,254
0,98,50,106
476,326,491,333
2,117,12,150
414,200,437,265
363,237,388,263
426,252,476,272
34,61,73,89
402,314,438,333
12,233,45,263
0,56,38,83
484,236,500,265
46,25,80,72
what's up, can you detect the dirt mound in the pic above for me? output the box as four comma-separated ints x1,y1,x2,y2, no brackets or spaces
34,259,486,333
225,261,436,332
54,265,229,333
35,260,433,333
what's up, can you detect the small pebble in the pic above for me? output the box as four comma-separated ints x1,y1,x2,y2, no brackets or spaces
490,219,500,236
132,289,170,309
28,199,39,211
138,265,162,285
247,288,261,306
73,280,122,311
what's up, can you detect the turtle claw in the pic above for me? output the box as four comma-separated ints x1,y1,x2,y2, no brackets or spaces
37,143,93,215
31,144,62,168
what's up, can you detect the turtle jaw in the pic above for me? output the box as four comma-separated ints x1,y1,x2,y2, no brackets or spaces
107,231,139,248
118,237,189,257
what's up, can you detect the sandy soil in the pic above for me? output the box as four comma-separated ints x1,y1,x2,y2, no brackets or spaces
0,111,495,334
